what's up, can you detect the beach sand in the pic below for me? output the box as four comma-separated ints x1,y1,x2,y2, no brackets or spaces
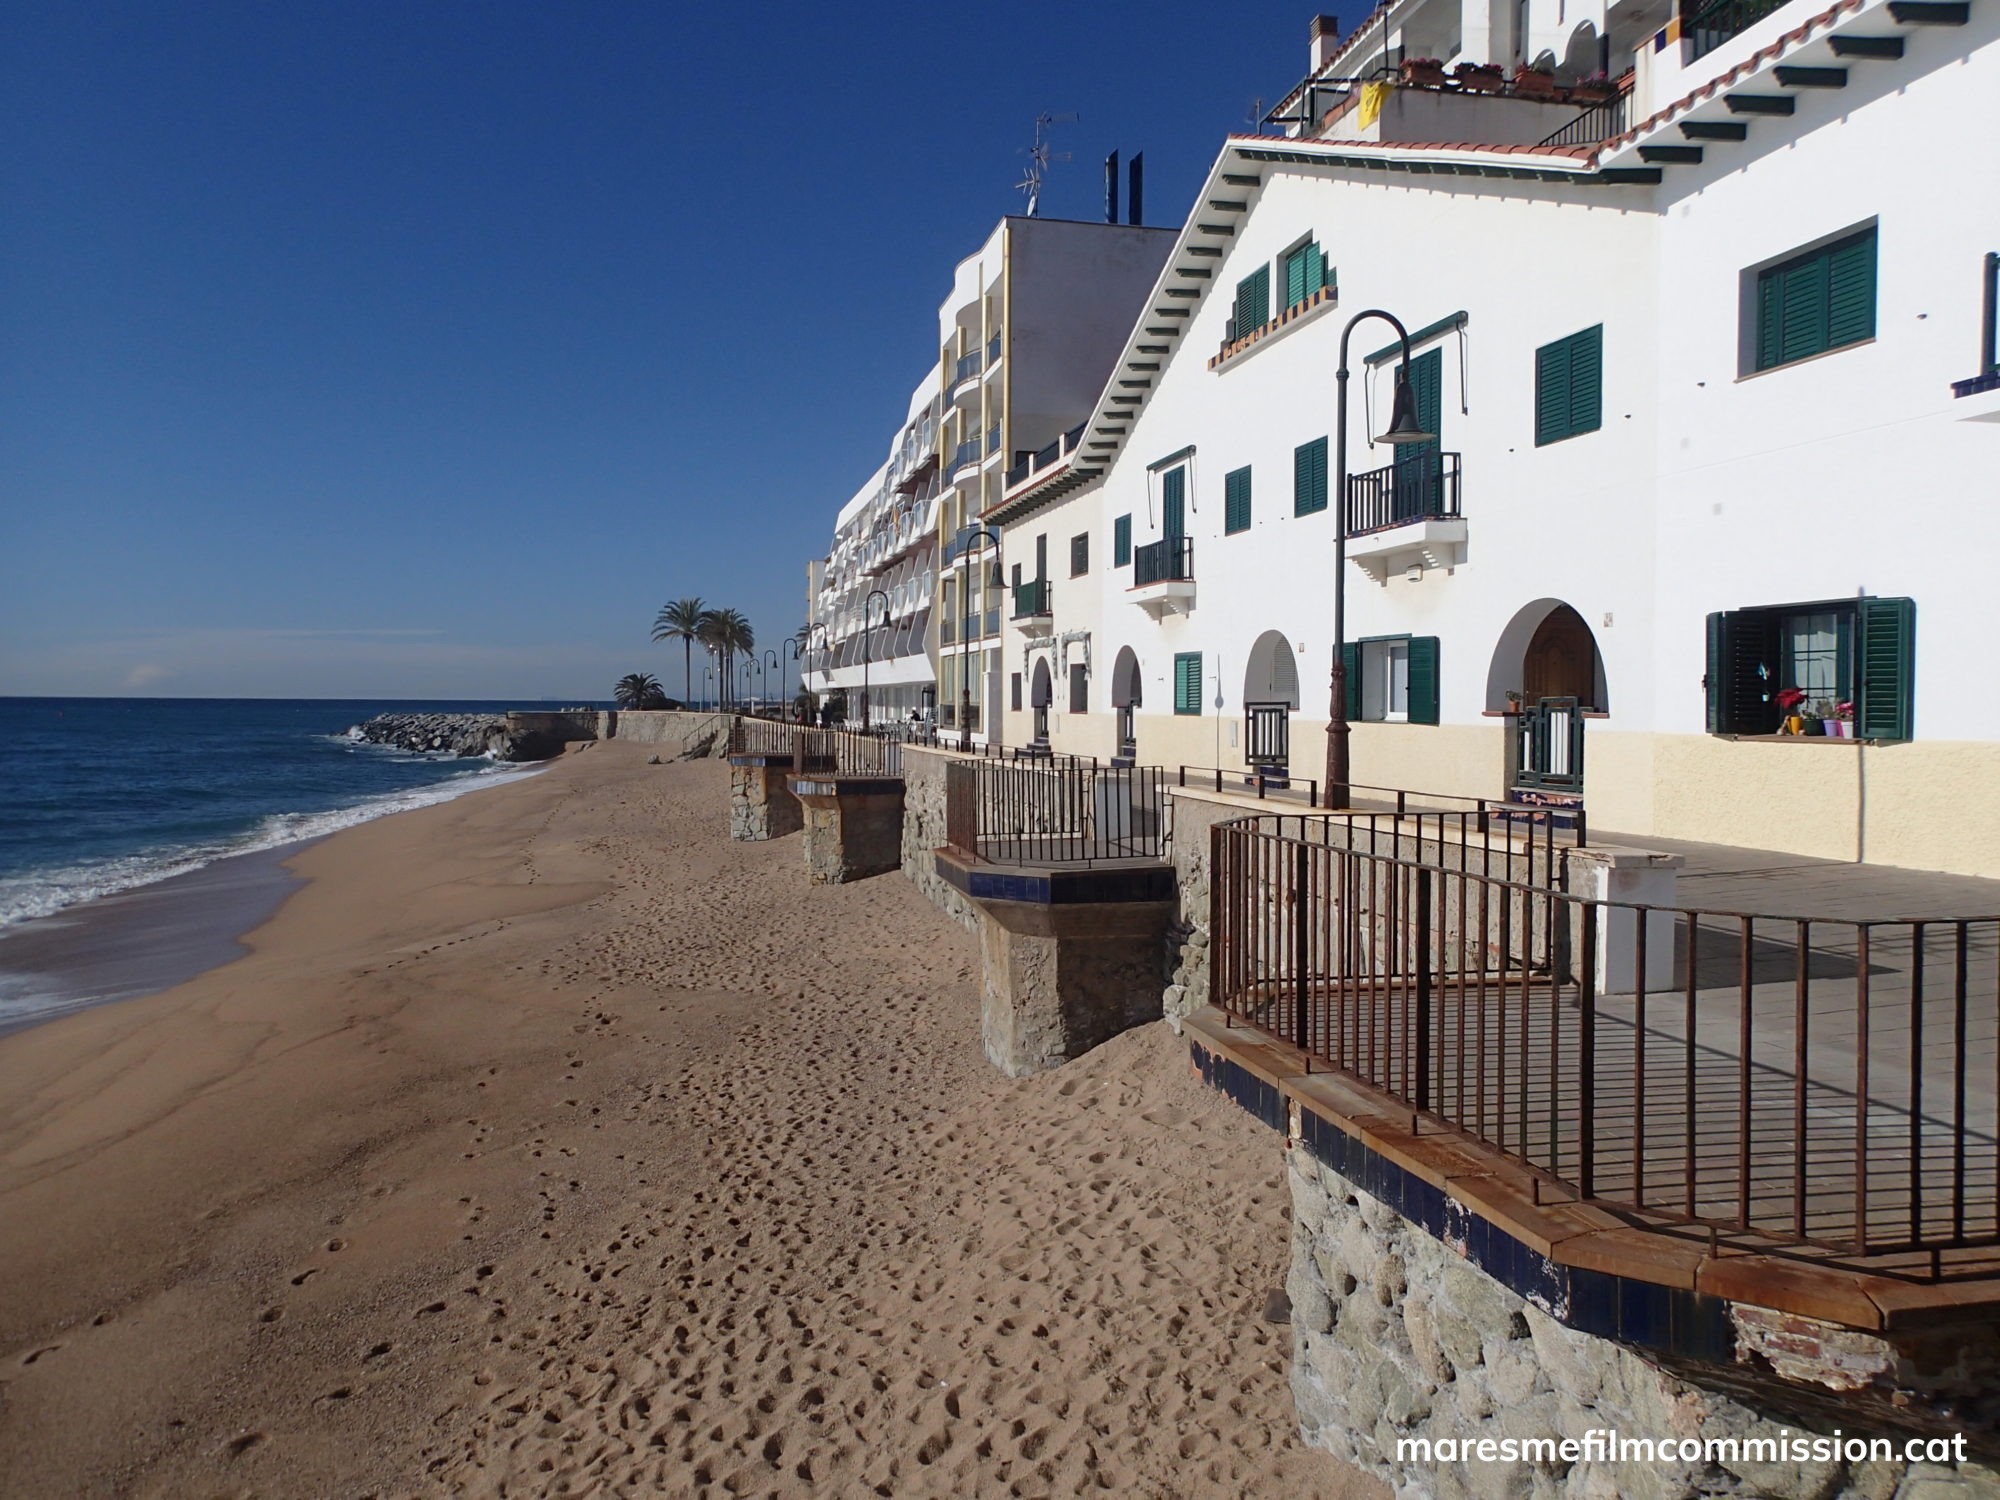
0,740,1368,1498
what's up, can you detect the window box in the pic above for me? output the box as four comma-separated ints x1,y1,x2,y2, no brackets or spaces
1401,57,1449,87
1455,62,1505,92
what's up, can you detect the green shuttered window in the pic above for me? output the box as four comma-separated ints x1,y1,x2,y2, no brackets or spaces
1282,240,1328,310
1173,653,1203,715
1070,533,1089,576
1224,466,1252,535
1293,437,1328,516
1233,265,1270,339
1342,637,1440,724
1534,325,1604,447
1704,596,1913,741
1755,227,1877,372
1112,514,1132,567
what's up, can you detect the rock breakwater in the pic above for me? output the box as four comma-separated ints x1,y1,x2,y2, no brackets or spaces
348,713,511,759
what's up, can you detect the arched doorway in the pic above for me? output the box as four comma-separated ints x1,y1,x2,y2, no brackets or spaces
1488,600,1605,798
1111,647,1143,762
1523,604,1600,708
1243,630,1301,770
1029,658,1053,744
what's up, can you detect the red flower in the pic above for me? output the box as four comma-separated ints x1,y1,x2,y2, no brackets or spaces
1775,688,1807,712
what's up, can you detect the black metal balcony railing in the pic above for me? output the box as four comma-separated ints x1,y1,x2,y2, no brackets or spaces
945,755,1170,867
1346,451,1462,536
1682,0,1791,59
1535,82,1633,148
1004,421,1091,492
1133,536,1195,587
953,349,983,385
1012,577,1050,618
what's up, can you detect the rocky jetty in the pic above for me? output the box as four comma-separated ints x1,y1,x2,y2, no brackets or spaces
348,712,511,759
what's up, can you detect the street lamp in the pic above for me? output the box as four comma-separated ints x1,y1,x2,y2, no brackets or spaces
1326,310,1434,810
783,635,804,721
701,663,714,711
861,587,890,731
956,526,1002,752
763,649,780,721
741,658,760,714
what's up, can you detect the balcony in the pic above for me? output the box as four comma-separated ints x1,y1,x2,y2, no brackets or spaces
985,334,1002,370
1345,452,1467,584
941,614,957,646
1011,577,1052,636
1682,0,1793,61
946,437,984,488
949,349,984,408
1130,537,1195,618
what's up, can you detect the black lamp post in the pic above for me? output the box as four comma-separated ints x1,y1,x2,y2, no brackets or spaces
1326,310,1434,810
956,527,1002,751
861,587,890,730
783,636,803,721
762,649,780,719
701,663,714,711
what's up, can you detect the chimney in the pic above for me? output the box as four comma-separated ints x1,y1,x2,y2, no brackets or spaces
1310,13,1343,69
1104,150,1120,225
1127,152,1144,226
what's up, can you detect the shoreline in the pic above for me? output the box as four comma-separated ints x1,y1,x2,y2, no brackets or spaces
0,739,1355,1497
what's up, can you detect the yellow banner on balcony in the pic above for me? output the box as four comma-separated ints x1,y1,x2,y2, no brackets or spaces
1358,81,1388,131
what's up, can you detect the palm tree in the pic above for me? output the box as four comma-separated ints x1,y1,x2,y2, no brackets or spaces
700,608,755,710
614,672,668,709
651,597,711,708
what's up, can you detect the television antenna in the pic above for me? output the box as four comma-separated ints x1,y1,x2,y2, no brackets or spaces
1016,112,1075,217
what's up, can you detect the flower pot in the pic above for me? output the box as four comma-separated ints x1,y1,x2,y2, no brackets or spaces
1783,715,1804,736
1828,720,1852,738
1571,82,1615,103
1455,66,1506,93
1513,69,1558,99
1402,61,1449,87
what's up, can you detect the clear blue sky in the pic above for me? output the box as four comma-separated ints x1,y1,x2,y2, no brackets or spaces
1,2,1306,700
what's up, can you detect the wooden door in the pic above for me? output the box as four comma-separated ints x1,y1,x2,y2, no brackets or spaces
1523,605,1598,708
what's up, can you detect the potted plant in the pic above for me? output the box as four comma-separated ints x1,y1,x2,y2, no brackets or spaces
1455,60,1506,92
1512,63,1560,99
1775,687,1807,734
1503,689,1524,713
1570,70,1616,103
1827,700,1856,738
1401,56,1449,87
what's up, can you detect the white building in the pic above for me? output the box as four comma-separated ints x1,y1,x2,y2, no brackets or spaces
988,0,2000,877
807,375,941,726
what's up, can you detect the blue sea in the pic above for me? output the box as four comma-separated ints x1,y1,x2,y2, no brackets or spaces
0,697,571,932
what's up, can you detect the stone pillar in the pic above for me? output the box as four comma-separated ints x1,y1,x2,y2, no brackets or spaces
1568,847,1681,995
727,755,802,841
793,776,905,884
974,897,1175,1077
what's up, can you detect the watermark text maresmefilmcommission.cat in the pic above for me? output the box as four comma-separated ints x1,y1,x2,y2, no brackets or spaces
1399,1430,1969,1468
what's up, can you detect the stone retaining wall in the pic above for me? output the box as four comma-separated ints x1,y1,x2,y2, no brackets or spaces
609,710,733,758
897,745,976,930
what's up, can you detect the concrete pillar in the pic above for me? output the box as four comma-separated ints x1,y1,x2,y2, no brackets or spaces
727,755,802,841
792,776,905,884
973,897,1176,1077
1568,847,1682,995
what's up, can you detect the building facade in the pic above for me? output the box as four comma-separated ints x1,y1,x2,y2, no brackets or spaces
988,0,2000,877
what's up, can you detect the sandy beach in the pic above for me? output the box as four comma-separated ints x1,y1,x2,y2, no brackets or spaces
0,738,1365,1497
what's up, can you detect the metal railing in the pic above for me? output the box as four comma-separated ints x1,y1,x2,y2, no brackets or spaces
1346,451,1461,535
726,717,906,777
1012,577,1050,618
1516,697,1585,792
1536,83,1634,148
1683,0,1793,60
1211,814,2000,1264
947,438,983,482
1134,536,1194,587
945,754,1171,866
952,349,983,385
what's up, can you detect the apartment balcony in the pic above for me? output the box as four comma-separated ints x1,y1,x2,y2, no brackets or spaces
940,614,957,646
1345,452,1466,584
949,350,984,408
1130,537,1195,619
946,437,985,488
984,334,1002,373
1010,577,1052,637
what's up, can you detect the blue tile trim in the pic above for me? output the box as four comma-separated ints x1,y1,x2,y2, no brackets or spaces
1186,1037,1735,1364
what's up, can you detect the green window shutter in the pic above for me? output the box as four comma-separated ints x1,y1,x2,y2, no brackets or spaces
1174,652,1203,715
1535,339,1570,447
1294,437,1328,515
1708,609,1780,735
1396,348,1442,465
1224,465,1252,534
1856,596,1915,742
1162,467,1187,540
1071,533,1089,575
1285,245,1307,309
1827,229,1877,348
1234,265,1270,337
1704,611,1730,734
1340,643,1362,721
1408,637,1440,725
1569,326,1602,438
1780,255,1831,366
1113,514,1131,566
1756,273,1784,372
1307,243,1327,299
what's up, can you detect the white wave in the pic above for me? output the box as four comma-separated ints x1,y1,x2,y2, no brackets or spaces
0,762,545,931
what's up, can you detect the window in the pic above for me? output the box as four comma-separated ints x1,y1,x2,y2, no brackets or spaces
1070,533,1089,576
1535,325,1603,446
1113,514,1132,567
1224,465,1252,534
1282,239,1330,310
1294,437,1328,516
1011,672,1022,711
1705,596,1913,740
1340,636,1440,725
1233,264,1270,339
1069,664,1088,714
1174,652,1203,715
1752,226,1877,372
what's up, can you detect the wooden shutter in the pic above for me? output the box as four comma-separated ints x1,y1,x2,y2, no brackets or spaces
1234,265,1270,337
1174,652,1202,715
1307,243,1327,299
1070,664,1088,714
1162,467,1186,539
1071,533,1088,575
1536,338,1571,447
1827,229,1877,349
1704,611,1730,734
1779,255,1832,367
1408,637,1440,725
1707,608,1779,735
1113,514,1131,566
1569,326,1602,438
1856,595,1915,742
1341,643,1362,722
1285,245,1308,310
1756,273,1785,372
1224,466,1252,534
1294,437,1328,515
1397,349,1442,466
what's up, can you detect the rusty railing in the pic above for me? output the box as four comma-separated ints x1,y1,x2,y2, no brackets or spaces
944,753,1170,866
1210,814,2000,1265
